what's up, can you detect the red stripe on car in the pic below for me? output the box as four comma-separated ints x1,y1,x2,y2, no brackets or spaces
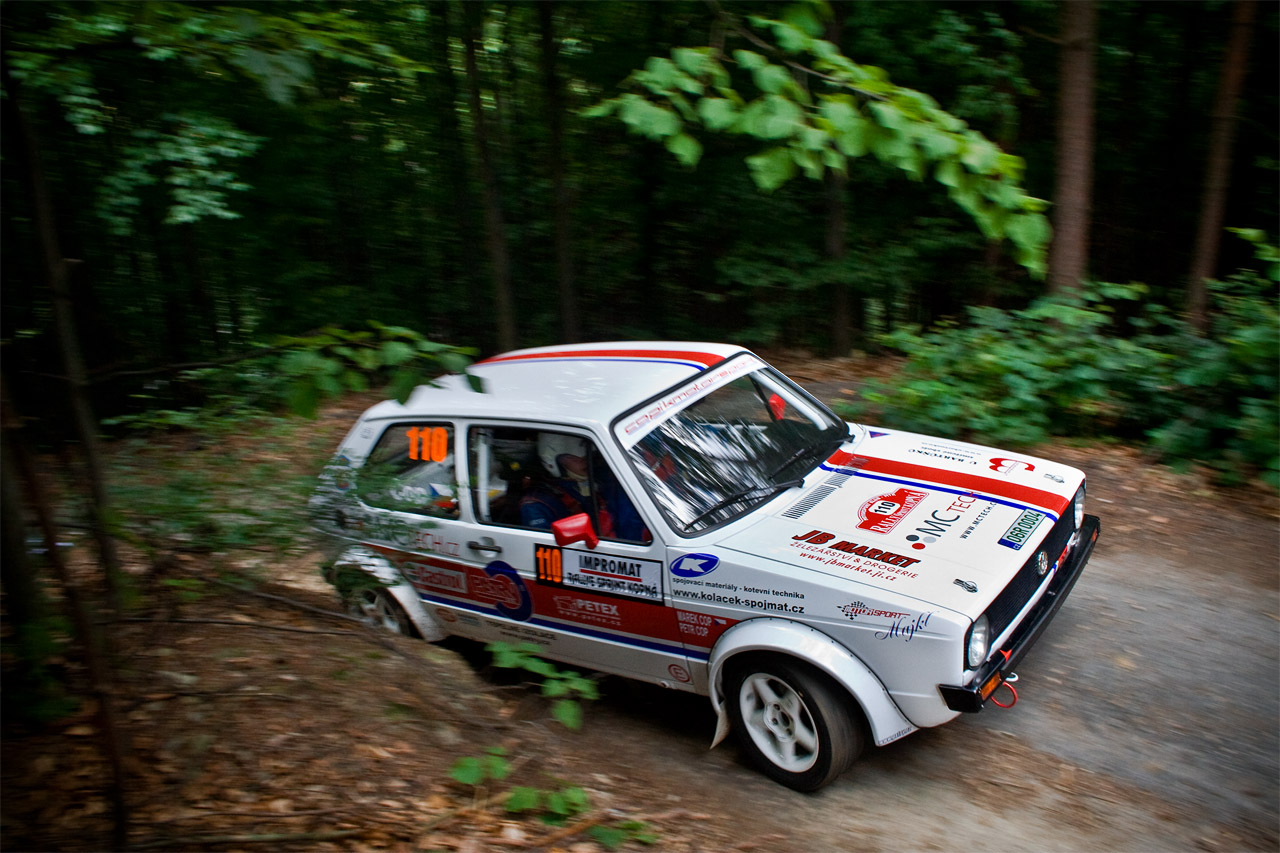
478,348,725,367
829,452,1071,515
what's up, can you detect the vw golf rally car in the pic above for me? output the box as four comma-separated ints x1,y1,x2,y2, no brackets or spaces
313,342,1100,791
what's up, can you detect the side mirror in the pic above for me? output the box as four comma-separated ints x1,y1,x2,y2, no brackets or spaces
553,512,599,550
768,393,787,420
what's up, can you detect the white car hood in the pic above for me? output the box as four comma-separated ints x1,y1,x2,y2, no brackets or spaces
717,426,1084,618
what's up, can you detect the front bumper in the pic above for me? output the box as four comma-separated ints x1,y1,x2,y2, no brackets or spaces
938,514,1100,713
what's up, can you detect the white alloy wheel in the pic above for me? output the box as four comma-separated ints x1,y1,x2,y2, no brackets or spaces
350,588,413,635
738,672,820,773
725,656,861,792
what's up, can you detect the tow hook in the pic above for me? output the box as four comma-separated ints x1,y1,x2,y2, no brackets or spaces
991,672,1019,709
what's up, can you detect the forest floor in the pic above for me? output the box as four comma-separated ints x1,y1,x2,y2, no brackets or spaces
3,355,1277,852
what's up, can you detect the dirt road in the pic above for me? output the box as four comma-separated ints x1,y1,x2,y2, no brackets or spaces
552,552,1276,851
5,388,1275,851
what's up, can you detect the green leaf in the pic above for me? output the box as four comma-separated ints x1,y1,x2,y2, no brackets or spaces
581,100,618,119
551,698,583,730
483,751,511,781
450,756,484,787
733,49,767,71
381,340,415,366
835,118,869,157
819,97,860,132
697,97,738,131
285,379,320,419
589,826,630,851
745,147,797,191
740,95,804,140
386,368,419,404
672,47,712,78
664,132,702,167
752,63,792,96
505,786,542,813
618,95,681,140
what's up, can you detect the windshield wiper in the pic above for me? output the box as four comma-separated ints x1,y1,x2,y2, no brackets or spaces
765,433,847,482
682,477,805,532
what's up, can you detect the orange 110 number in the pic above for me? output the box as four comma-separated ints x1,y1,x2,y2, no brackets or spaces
405,426,449,462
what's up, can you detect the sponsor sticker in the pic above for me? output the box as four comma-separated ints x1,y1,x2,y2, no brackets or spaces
838,601,909,621
552,595,622,627
857,488,927,534
541,545,664,603
990,457,1035,476
998,508,1046,550
670,553,720,578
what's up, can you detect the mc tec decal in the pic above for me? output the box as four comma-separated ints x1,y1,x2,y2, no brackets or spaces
670,553,720,578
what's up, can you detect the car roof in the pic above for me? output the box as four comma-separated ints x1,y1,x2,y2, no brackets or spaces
358,341,749,431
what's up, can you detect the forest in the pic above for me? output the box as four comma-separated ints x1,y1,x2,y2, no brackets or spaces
3,1,1276,420
1,2,1278,847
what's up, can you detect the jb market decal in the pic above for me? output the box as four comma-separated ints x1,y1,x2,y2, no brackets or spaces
536,543,663,603
789,530,921,582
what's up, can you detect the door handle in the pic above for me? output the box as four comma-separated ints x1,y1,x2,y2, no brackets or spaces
467,537,502,554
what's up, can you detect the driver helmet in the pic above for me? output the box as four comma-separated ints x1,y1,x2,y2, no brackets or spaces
538,433,588,477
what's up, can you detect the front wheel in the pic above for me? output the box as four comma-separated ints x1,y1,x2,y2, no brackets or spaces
725,656,862,792
348,587,415,636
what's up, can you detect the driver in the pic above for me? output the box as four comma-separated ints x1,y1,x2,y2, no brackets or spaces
520,433,648,542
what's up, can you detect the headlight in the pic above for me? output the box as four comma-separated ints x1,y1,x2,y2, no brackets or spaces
967,614,990,669
1073,485,1086,529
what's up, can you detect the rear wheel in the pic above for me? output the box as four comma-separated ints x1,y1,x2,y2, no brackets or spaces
348,588,415,636
725,656,862,792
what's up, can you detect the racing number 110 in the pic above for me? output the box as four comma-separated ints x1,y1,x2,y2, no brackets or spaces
406,426,449,462
535,544,563,584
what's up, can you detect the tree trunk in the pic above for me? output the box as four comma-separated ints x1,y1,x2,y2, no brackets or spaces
427,2,481,340
1048,0,1097,294
539,2,580,343
463,1,518,352
826,169,851,355
3,379,129,850
1186,0,1257,332
824,11,852,355
4,58,126,616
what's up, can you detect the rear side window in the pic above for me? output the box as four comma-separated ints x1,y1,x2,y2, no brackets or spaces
357,423,459,519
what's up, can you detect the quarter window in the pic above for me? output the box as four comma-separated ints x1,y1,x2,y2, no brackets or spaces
358,423,459,518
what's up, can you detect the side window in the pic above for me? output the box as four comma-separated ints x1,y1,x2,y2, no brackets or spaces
470,426,650,544
357,423,460,519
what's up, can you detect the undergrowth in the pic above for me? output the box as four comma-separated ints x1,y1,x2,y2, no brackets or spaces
844,232,1279,488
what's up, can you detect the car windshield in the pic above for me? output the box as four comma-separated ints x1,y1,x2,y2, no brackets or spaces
615,354,850,533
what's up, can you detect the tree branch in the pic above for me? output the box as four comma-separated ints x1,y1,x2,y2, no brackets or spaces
108,617,359,636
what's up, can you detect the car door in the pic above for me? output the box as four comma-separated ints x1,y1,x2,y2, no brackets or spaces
451,422,695,688
345,417,478,586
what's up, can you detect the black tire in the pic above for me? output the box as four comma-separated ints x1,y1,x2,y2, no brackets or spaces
348,587,416,636
725,656,862,792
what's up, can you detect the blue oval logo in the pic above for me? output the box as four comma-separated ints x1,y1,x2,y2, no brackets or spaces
671,553,720,578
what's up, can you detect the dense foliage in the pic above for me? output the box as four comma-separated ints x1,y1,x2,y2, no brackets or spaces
4,2,1275,371
852,233,1279,486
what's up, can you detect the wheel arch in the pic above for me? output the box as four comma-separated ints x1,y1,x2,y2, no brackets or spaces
330,546,447,641
707,617,916,749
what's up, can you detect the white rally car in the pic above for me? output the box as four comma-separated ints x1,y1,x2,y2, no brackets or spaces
313,342,1099,791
